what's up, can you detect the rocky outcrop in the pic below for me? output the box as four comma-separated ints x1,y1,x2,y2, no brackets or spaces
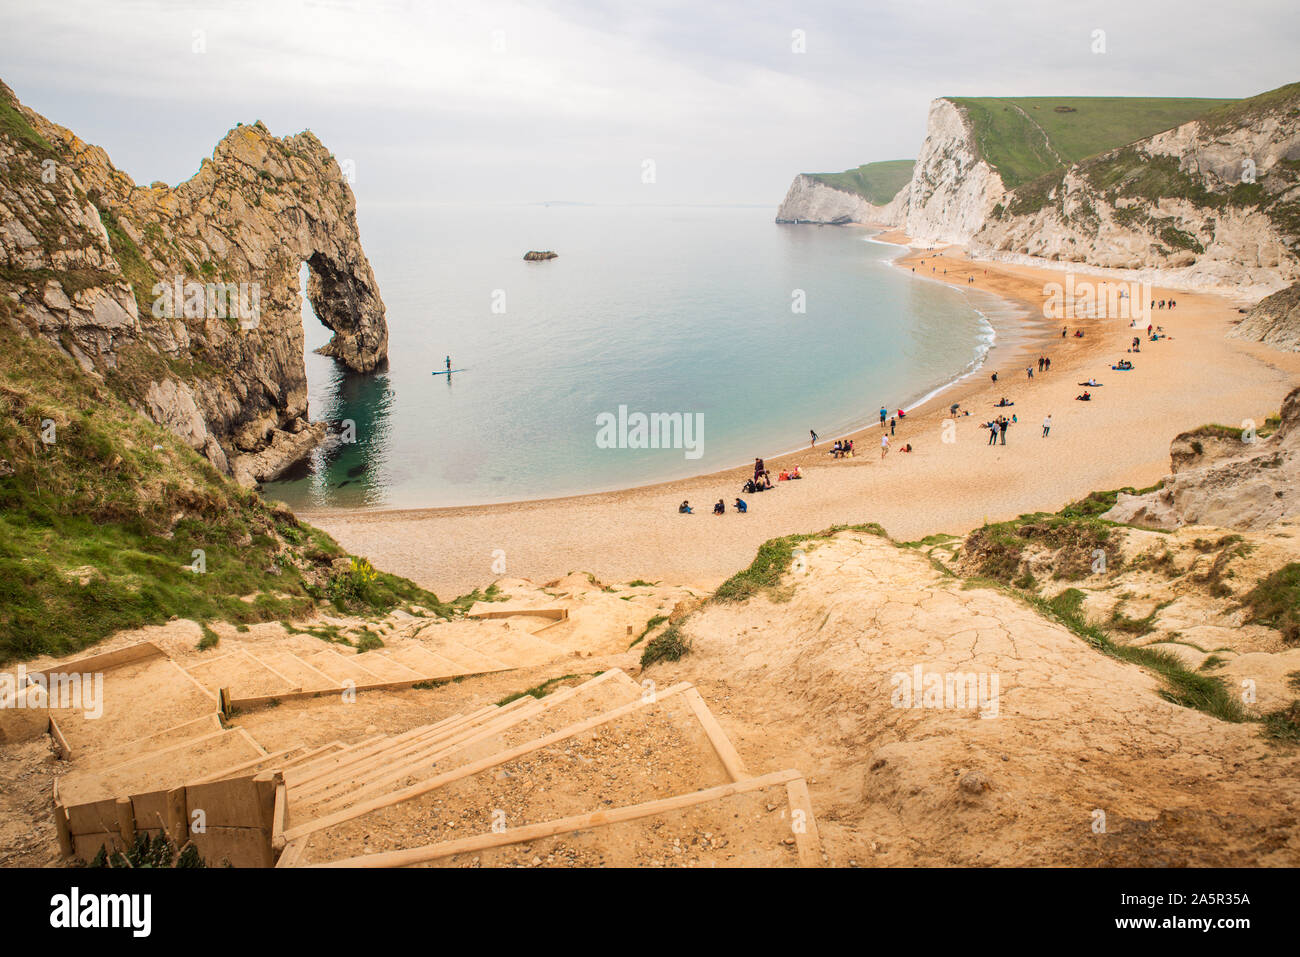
1230,281,1300,350
902,98,1007,244
775,174,906,225
523,250,557,261
973,87,1300,297
1104,386,1300,530
0,79,388,484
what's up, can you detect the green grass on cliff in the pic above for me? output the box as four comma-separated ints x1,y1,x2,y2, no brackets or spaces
0,305,465,664
806,160,915,205
950,96,1234,188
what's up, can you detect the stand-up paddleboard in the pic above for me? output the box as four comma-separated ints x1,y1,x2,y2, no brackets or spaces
432,369,466,375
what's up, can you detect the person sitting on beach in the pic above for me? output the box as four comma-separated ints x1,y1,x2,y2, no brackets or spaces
778,469,790,481
1074,330,1084,337
761,470,774,489
1076,391,1092,401
713,499,725,515
846,440,854,457
900,443,913,453
679,501,692,514
743,478,757,494
734,498,747,513
791,465,803,479
830,440,842,458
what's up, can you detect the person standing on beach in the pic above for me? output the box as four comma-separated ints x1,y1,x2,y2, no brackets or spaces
889,416,896,436
987,421,998,445
754,458,764,481
999,417,1008,445
810,430,817,447
1042,414,1052,438
879,406,887,427
881,433,890,458
1026,366,1034,379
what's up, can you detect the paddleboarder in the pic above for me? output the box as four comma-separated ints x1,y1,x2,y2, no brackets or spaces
445,355,452,374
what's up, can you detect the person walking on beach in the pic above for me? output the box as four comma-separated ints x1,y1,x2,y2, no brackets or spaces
889,416,896,436
1026,365,1034,379
1042,414,1052,438
810,430,817,447
881,433,890,458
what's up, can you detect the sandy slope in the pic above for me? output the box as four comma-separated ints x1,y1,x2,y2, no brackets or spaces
306,242,1300,598
648,529,1300,866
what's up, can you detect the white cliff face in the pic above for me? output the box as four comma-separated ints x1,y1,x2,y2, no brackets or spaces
903,99,1005,244
971,107,1300,298
775,174,906,225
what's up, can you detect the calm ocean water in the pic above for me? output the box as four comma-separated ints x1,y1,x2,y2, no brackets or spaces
263,204,1015,509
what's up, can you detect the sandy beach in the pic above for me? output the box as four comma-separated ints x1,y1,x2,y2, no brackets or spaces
305,238,1300,597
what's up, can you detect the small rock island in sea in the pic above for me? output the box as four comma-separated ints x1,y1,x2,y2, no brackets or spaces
523,250,558,261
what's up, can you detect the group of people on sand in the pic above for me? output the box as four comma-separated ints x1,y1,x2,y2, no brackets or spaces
1151,299,1177,310
676,455,805,517
985,415,1013,445
829,439,854,458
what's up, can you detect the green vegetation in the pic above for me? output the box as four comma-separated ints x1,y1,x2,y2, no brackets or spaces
950,96,1233,188
86,831,208,868
0,308,466,664
806,160,915,205
640,622,691,668
497,672,588,707
629,614,668,649
1261,701,1300,744
1022,587,1246,723
198,624,221,651
0,83,56,155
712,523,886,603
96,207,160,316
1241,563,1300,645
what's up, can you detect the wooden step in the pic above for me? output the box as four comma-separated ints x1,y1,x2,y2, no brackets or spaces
352,651,425,682
187,651,293,698
298,649,384,685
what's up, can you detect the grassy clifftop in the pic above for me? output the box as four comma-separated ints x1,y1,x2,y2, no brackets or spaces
950,96,1234,188
806,159,915,205
0,301,458,664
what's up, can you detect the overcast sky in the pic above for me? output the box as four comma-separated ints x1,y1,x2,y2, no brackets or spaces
2,0,1296,207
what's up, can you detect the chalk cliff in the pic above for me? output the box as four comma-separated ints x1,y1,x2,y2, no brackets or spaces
775,174,906,225
1104,386,1300,531
778,84,1300,295
1229,281,1300,350
0,80,388,485
973,89,1300,297
902,98,1006,244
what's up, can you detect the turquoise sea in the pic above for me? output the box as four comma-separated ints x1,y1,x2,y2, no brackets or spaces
263,204,1018,509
